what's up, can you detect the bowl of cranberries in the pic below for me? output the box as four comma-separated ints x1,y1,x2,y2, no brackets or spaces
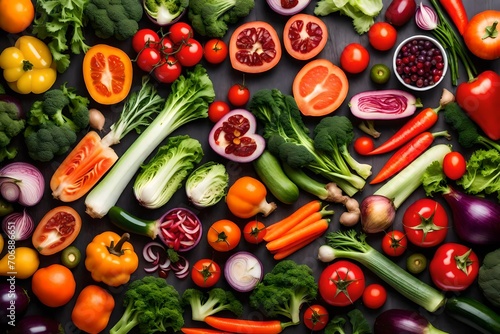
393,35,448,91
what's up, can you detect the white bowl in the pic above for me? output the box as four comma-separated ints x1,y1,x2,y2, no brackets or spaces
393,35,448,91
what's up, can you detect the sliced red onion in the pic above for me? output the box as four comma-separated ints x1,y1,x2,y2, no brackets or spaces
0,162,45,206
415,3,438,31
1,209,34,241
171,256,189,279
158,208,202,252
349,90,420,120
265,0,311,16
224,251,263,292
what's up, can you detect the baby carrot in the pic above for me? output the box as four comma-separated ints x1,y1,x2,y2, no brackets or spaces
264,200,322,242
286,205,334,235
367,105,443,156
266,219,329,252
272,230,325,260
370,131,450,184
204,316,293,334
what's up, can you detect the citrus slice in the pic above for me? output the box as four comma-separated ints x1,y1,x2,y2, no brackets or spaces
292,58,349,116
83,44,133,105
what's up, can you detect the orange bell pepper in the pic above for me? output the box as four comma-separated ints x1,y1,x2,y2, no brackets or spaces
71,285,115,334
85,231,139,287
226,176,277,219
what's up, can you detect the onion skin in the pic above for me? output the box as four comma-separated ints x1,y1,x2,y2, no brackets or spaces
374,309,448,334
360,195,396,233
442,187,500,244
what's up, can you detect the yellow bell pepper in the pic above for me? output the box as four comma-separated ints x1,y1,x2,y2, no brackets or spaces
0,35,57,94
85,231,139,287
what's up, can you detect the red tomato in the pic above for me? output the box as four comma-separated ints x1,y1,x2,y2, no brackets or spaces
32,206,82,255
204,39,228,64
402,198,449,248
207,219,242,252
362,283,387,309
429,243,479,291
136,47,162,72
158,36,175,55
176,38,203,67
153,56,182,84
381,230,407,257
169,22,194,44
443,151,467,180
319,260,365,306
227,84,250,107
132,29,160,53
242,220,267,244
208,100,231,123
340,43,370,74
354,136,375,155
303,304,329,331
283,14,328,60
368,22,398,51
191,259,221,288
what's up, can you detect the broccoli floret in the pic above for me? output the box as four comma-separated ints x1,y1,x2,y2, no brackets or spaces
109,276,184,334
182,288,243,321
313,116,372,179
478,248,500,308
249,259,317,325
444,102,500,152
84,0,143,41
0,100,25,162
25,123,77,162
144,0,188,26
188,0,255,38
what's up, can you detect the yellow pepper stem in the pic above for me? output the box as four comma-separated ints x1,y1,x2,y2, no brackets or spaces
107,233,131,256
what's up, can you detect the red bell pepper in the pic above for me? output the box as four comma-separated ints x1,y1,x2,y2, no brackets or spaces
456,70,500,140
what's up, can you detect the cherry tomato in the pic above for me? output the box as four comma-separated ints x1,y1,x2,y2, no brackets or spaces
362,283,387,309
169,22,194,44
368,22,398,51
207,219,242,252
204,39,228,64
303,304,329,331
136,47,161,72
175,38,203,67
157,36,175,55
191,259,221,288
208,100,231,123
443,151,467,180
153,56,182,84
227,83,250,107
429,243,479,291
242,220,267,244
353,136,375,155
318,260,365,307
381,230,407,257
132,29,160,53
403,198,449,248
340,43,370,74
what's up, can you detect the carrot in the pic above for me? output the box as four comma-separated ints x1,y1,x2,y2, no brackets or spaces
181,328,231,334
272,230,325,260
439,0,468,35
265,219,330,252
204,316,293,334
286,205,334,235
264,200,322,241
367,105,443,156
370,131,450,184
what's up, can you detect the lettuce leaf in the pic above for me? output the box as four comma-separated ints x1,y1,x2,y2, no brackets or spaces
458,149,500,201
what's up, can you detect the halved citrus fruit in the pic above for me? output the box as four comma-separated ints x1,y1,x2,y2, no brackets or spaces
292,59,349,116
83,44,133,105
283,14,328,61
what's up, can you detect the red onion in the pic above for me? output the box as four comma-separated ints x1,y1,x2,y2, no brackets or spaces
265,0,311,16
2,209,34,241
157,208,202,252
224,251,263,292
0,162,45,206
349,90,420,120
360,195,396,233
374,309,447,334
171,255,189,279
415,3,438,31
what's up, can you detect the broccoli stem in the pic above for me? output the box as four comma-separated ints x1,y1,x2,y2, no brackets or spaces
109,302,140,334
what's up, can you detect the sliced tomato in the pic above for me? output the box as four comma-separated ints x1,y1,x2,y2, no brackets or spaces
229,21,282,73
292,59,349,116
83,44,133,105
283,14,328,60
32,206,82,256
50,131,118,202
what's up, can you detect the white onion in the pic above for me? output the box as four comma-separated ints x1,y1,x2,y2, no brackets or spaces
224,251,263,292
0,162,45,206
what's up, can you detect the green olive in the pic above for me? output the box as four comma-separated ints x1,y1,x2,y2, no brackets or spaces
406,253,427,274
61,245,82,269
370,63,391,84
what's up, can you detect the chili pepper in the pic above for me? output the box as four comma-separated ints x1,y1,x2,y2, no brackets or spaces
456,70,500,140
71,285,115,334
370,131,451,184
204,316,293,334
439,0,469,35
181,328,232,334
85,231,139,287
